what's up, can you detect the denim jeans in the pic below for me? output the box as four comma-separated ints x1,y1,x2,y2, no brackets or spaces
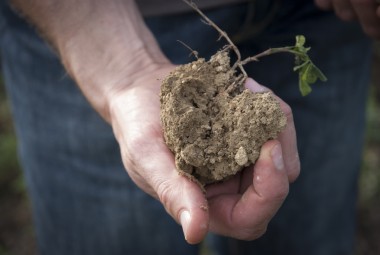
0,1,371,254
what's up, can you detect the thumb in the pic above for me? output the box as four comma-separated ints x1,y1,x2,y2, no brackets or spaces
152,169,210,244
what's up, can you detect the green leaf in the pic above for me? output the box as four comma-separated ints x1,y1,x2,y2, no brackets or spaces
295,35,310,55
311,64,328,82
295,35,306,48
298,64,313,96
291,35,327,96
295,62,327,96
299,75,312,96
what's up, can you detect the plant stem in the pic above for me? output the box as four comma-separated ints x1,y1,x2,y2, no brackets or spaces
182,0,247,78
240,47,303,66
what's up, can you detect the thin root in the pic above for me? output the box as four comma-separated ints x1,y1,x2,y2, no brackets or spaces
177,40,199,59
182,0,247,82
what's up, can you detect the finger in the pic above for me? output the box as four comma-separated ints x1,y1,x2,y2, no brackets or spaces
112,93,209,244
332,0,357,21
245,77,271,93
314,0,334,10
351,0,380,39
245,78,300,182
207,140,289,240
153,166,210,244
276,100,300,182
123,131,209,244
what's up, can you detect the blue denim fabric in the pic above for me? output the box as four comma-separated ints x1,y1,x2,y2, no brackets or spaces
0,1,371,255
196,3,371,255
1,3,197,255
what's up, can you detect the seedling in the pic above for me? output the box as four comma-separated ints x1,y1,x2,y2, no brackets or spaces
183,0,327,96
160,1,327,185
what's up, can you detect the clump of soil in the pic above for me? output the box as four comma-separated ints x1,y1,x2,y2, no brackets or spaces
160,51,286,185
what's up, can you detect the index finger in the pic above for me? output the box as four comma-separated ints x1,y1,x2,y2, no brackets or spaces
245,78,300,182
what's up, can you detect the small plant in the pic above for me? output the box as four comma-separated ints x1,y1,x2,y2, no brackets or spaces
159,1,327,185
184,0,327,96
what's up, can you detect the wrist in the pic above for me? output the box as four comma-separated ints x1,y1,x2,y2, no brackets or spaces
52,0,170,122
11,0,171,122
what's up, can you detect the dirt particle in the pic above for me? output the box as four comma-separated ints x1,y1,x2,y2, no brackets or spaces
200,205,209,211
235,146,248,166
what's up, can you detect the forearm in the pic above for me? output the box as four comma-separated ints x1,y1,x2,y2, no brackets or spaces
10,0,169,121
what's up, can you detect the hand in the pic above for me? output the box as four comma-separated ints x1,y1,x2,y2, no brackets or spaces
205,78,300,239
314,0,380,39
109,69,300,243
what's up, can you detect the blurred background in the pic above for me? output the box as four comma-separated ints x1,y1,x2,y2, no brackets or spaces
0,44,379,255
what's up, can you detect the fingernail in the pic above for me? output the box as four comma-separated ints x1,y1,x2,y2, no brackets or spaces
180,210,191,240
271,144,284,171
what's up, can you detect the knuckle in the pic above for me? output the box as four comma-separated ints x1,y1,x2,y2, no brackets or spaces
285,149,301,180
281,102,293,122
251,225,268,239
237,225,268,241
288,156,301,182
156,179,176,213
258,184,289,205
275,183,290,201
